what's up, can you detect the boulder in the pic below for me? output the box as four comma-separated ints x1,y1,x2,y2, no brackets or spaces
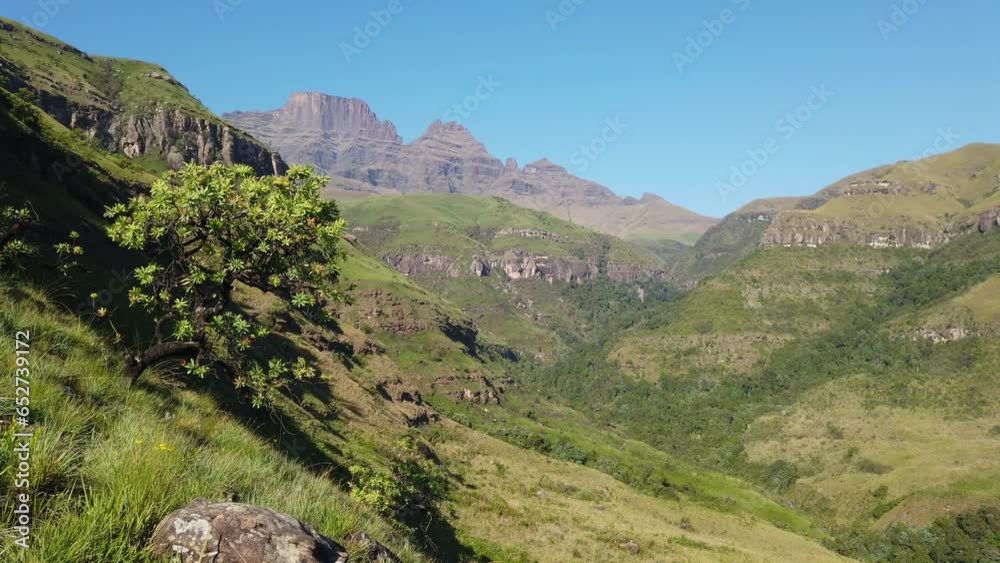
618,540,641,554
150,499,348,562
347,532,403,562
979,210,999,233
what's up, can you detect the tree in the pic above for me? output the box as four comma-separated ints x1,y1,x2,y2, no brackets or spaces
106,163,347,406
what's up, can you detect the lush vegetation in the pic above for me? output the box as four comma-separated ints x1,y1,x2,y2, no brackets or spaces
516,233,1000,556
0,282,428,562
106,163,347,405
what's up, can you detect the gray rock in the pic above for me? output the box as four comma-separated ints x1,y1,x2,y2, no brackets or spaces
979,210,999,233
347,531,403,563
150,499,348,563
619,540,641,554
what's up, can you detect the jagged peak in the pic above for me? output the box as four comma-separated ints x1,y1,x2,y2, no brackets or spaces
422,119,476,138
414,119,492,155
525,158,566,173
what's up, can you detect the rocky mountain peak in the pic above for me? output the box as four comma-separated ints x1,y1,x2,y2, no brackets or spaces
525,158,566,175
415,119,491,156
504,157,520,172
276,92,401,142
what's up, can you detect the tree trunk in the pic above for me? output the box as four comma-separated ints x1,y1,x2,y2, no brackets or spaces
126,341,201,382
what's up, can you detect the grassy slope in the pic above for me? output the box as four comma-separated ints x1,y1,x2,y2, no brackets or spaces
743,235,1000,530
564,231,1000,537
0,284,427,562
343,194,657,264
342,194,666,358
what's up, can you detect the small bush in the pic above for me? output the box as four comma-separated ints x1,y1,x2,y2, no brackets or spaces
856,457,892,475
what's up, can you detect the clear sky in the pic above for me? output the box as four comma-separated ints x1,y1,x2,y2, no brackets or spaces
4,0,999,216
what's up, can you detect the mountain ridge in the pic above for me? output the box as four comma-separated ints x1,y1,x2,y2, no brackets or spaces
224,92,719,243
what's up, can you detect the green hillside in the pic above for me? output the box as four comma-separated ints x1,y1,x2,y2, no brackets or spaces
522,228,1000,558
671,145,1000,284
342,194,673,358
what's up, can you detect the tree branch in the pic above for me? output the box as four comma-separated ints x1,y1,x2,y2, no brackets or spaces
126,340,201,382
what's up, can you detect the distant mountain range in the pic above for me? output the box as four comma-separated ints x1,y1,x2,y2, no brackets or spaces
224,92,718,243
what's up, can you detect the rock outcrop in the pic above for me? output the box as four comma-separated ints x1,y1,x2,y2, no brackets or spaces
0,22,287,176
382,250,661,284
150,499,348,562
105,109,286,176
979,209,1000,233
917,327,970,344
761,214,950,249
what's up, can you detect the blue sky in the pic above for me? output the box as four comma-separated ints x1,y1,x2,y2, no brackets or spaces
4,0,999,216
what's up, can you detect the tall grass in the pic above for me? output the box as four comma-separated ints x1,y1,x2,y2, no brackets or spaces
0,282,427,562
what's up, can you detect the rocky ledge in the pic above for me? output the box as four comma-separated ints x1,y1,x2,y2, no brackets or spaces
384,250,661,283
16,73,287,176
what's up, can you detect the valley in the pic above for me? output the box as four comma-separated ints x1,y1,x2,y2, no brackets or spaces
1,12,998,563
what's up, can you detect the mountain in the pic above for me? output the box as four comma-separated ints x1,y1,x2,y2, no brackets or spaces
224,92,718,243
670,144,1000,283
0,17,285,175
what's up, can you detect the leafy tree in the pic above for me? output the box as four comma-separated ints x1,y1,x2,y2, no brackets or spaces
106,163,347,406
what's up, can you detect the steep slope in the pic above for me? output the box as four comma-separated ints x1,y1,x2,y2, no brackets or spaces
0,17,285,175
224,92,718,244
340,193,672,358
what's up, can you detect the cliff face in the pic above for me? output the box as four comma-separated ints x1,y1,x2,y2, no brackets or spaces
381,249,662,284
760,213,953,249
34,92,288,177
0,20,286,176
226,93,401,184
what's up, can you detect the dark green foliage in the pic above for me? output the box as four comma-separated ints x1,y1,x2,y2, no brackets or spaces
856,458,892,475
6,87,42,129
832,506,1000,562
106,163,348,405
0,204,34,267
517,232,1000,487
348,437,450,525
